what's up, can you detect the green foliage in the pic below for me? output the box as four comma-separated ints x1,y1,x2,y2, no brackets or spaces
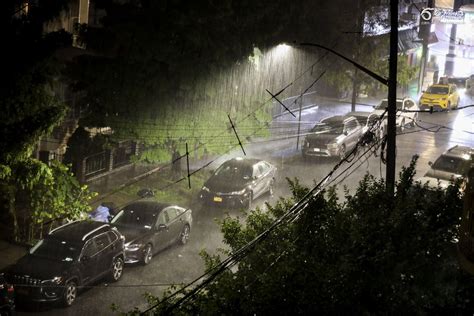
128,157,473,314
1,158,95,242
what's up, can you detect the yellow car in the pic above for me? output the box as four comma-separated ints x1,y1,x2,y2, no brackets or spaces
419,84,460,110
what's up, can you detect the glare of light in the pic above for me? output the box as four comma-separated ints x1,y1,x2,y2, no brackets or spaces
273,43,291,58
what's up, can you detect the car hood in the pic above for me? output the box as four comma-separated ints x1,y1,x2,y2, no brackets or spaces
113,225,151,244
424,168,461,182
10,255,72,280
204,175,250,193
417,176,451,189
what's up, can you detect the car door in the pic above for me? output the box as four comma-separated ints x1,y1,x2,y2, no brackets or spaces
153,210,173,251
93,232,113,276
79,239,99,284
259,162,274,194
344,119,359,149
252,163,266,198
163,207,183,243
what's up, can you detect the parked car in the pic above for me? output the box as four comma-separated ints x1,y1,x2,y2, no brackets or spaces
0,273,15,316
6,221,125,307
372,97,419,131
302,115,363,159
419,84,460,111
346,111,385,144
417,145,474,189
110,201,193,265
199,157,276,208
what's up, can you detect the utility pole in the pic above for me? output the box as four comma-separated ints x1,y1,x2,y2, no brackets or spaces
444,0,463,76
350,0,363,112
386,0,399,195
418,0,434,93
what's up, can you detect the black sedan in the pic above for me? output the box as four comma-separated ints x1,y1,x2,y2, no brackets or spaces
110,201,193,265
199,157,277,208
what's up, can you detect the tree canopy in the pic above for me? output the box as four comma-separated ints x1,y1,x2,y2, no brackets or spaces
123,157,474,315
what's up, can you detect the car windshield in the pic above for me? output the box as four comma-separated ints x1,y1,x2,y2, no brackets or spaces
214,161,253,180
426,86,449,94
374,100,403,110
431,155,470,174
29,239,80,262
111,207,157,229
311,122,344,134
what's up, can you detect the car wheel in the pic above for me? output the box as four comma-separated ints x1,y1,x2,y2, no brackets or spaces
339,145,346,160
179,224,191,245
109,257,124,282
63,280,77,307
143,244,153,265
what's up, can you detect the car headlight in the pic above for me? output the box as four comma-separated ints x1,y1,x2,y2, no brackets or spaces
201,186,210,192
126,243,144,251
42,276,63,285
229,188,247,195
327,142,338,149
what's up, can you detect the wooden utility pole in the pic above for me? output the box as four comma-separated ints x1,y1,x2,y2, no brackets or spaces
386,0,398,195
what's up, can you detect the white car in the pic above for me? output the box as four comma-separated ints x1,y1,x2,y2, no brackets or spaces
371,97,419,132
417,145,473,190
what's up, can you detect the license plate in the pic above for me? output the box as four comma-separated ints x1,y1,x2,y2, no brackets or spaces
213,197,223,202
313,148,320,152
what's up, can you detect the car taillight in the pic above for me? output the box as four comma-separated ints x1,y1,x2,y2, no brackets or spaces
7,284,14,293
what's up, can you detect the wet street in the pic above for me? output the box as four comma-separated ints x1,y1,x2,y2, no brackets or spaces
17,93,474,315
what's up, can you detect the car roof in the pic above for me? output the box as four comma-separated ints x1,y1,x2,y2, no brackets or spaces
443,145,474,158
48,221,112,243
222,157,263,167
123,201,171,213
321,115,347,123
429,84,450,88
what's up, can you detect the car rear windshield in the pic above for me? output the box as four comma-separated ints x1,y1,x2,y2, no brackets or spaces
374,100,403,110
432,155,470,174
111,208,157,229
30,239,80,262
214,162,253,180
427,86,449,94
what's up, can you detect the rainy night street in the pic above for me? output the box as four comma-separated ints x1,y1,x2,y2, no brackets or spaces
16,93,474,316
4,0,474,314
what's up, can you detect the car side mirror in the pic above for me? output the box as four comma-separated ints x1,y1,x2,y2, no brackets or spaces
343,130,348,135
372,105,376,109
428,161,433,166
157,224,167,231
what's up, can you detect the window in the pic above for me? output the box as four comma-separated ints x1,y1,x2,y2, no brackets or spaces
94,233,110,252
82,240,98,258
252,164,262,178
157,210,170,226
345,119,358,132
107,231,118,243
166,208,178,221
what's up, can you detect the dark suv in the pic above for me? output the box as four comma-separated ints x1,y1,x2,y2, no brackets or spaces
6,221,125,307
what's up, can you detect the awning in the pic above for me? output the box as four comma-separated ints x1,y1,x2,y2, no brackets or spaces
397,28,423,53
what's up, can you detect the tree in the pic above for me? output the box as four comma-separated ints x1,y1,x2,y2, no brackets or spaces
0,1,95,242
123,157,474,314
